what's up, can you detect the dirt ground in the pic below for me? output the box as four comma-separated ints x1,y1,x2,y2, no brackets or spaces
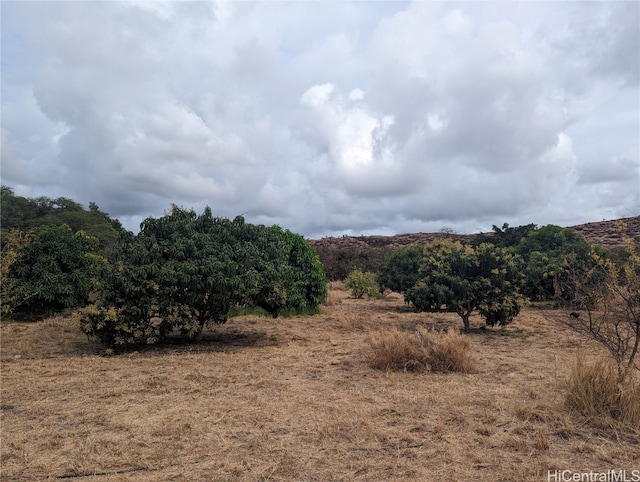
1,290,639,481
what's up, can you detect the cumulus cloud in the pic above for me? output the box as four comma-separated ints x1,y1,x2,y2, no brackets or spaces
1,1,638,236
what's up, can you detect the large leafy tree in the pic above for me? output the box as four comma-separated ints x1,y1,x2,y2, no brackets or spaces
399,240,526,332
378,245,424,295
515,225,592,301
1,225,101,318
80,206,326,349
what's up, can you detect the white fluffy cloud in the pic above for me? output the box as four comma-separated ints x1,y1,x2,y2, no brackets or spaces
2,1,638,237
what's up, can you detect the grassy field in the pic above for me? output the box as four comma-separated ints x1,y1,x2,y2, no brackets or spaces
1,287,639,481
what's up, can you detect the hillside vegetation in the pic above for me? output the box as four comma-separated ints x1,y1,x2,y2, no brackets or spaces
310,216,640,280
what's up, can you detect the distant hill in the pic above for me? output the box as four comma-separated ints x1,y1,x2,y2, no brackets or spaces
308,216,640,280
565,216,640,250
310,216,639,251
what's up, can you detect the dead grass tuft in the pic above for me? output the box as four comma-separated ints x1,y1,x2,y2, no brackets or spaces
565,353,640,437
323,289,344,306
326,280,344,291
366,327,476,373
533,429,550,451
419,327,477,373
366,328,430,372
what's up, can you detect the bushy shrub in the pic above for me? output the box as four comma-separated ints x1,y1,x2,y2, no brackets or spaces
344,268,380,299
378,245,423,294
515,224,592,302
80,207,326,349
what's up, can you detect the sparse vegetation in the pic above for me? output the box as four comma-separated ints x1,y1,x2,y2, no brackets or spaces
3,297,639,481
568,223,639,380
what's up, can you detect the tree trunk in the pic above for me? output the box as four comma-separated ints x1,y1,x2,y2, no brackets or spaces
462,313,470,333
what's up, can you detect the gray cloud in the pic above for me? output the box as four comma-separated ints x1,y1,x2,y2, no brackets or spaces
2,1,638,236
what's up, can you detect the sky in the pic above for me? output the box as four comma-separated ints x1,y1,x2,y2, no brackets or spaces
1,1,639,238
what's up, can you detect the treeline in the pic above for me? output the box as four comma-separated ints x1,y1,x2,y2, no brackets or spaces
1,186,126,253
318,222,621,305
1,185,633,340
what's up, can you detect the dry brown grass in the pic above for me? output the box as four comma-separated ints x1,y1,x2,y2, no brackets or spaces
366,329,430,372
2,297,639,481
565,353,640,438
323,289,345,307
420,327,476,373
366,327,475,373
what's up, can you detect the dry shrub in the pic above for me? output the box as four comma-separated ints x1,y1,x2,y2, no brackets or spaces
366,329,430,372
565,353,640,435
366,327,476,373
419,327,476,374
327,280,344,291
323,281,346,306
323,289,343,306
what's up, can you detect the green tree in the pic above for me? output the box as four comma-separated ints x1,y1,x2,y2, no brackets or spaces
516,225,592,301
474,222,537,248
80,207,326,349
378,245,423,294
1,225,101,318
344,268,380,299
404,240,527,332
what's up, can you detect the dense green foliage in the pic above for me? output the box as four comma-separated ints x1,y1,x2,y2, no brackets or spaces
343,268,380,299
378,245,423,295
475,223,594,303
383,240,527,332
1,225,102,318
1,186,125,253
79,206,326,350
474,223,538,248
515,225,592,302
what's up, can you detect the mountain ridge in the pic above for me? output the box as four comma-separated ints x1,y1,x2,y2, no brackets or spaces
309,216,640,251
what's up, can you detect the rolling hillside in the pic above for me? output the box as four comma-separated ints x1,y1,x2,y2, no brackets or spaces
310,216,639,251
